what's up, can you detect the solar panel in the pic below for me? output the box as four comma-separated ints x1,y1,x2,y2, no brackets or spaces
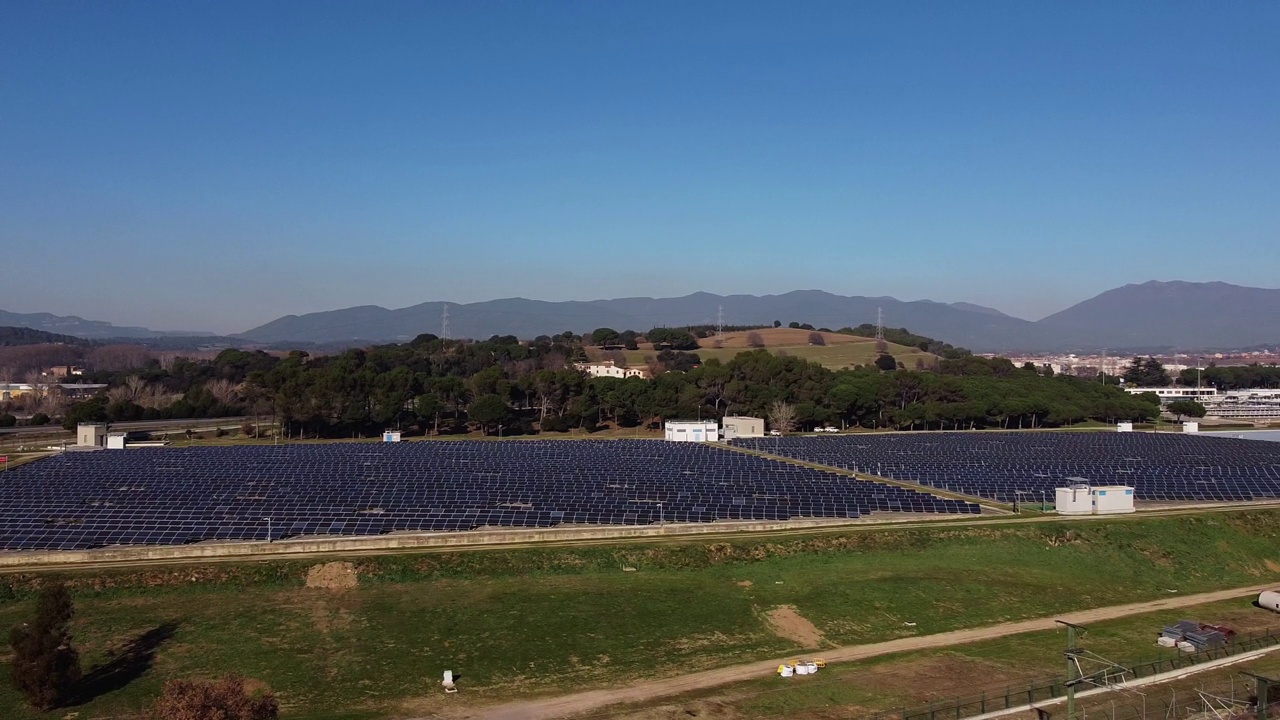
0,439,976,550
731,432,1280,504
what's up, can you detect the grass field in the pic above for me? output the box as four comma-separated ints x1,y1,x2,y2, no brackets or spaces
2,511,1280,719
587,328,938,370
618,597,1280,720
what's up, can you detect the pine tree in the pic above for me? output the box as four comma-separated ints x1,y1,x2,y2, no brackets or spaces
9,581,82,710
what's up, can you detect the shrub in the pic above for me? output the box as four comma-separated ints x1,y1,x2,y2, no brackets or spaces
149,675,278,720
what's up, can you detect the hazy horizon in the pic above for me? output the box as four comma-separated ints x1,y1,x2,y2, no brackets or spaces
3,2,1277,334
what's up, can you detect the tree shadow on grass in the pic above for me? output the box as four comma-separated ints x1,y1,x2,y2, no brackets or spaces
72,620,180,706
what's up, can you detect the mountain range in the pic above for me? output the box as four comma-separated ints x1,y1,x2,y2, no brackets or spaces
4,281,1279,352
236,281,1280,352
0,310,207,340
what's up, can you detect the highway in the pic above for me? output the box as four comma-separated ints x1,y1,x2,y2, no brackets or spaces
0,416,251,437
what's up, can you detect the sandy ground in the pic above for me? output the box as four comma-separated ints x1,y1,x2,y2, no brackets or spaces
305,561,358,589
462,583,1278,720
763,605,824,649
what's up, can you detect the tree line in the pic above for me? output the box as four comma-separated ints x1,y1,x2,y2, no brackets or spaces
51,332,1161,437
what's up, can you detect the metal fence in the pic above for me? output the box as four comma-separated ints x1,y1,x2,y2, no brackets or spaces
862,628,1280,720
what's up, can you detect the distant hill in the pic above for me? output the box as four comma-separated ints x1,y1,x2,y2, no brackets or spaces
238,283,1280,351
0,309,209,340
237,290,1038,349
0,326,88,347
1035,281,1280,351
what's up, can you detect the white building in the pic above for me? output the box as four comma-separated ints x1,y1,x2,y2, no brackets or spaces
574,360,651,380
664,420,719,442
721,416,765,439
77,423,107,448
106,432,128,450
382,430,402,442
1123,386,1280,421
1055,484,1135,515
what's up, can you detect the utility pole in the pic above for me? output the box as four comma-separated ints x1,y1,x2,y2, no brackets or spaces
1058,620,1088,720
716,305,725,345
441,304,451,339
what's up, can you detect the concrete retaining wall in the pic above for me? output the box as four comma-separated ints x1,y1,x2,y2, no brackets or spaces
0,516,907,568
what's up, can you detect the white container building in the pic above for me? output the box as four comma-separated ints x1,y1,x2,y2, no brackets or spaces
1117,422,1134,432
106,432,128,450
664,420,719,442
1055,484,1135,515
1183,422,1199,433
382,430,402,442
1259,590,1280,613
1092,485,1135,514
1055,484,1094,515
721,416,764,439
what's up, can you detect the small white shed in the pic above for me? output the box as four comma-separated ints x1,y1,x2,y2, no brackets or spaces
1183,422,1199,433
1259,590,1280,612
1117,422,1134,432
664,420,719,442
383,430,402,442
106,432,128,450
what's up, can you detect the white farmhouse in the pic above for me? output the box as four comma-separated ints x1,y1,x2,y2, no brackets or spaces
574,360,651,380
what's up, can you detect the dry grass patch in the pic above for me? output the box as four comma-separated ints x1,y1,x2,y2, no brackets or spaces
306,561,358,589
764,606,824,649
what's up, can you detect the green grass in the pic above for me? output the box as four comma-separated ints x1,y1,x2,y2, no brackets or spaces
2,511,1280,719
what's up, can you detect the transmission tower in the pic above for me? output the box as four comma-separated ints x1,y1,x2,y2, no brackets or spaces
875,307,885,342
716,305,725,345
441,304,451,339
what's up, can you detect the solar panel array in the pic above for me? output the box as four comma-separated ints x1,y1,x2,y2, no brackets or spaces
732,432,1280,503
0,440,978,551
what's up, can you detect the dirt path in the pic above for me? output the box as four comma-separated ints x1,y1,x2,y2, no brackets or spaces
472,583,1276,720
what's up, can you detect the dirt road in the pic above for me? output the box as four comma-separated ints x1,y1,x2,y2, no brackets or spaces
474,583,1276,720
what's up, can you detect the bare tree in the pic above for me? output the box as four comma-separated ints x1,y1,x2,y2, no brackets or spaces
746,331,765,348
807,331,826,346
86,344,153,372
22,370,47,407
206,379,240,406
643,354,662,378
768,400,796,435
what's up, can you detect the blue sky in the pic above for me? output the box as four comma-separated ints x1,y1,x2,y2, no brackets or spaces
2,1,1277,334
